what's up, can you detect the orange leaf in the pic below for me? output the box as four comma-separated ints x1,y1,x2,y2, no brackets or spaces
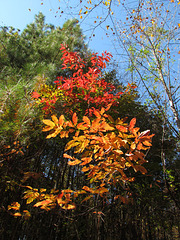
8,202,20,211
101,122,114,131
68,159,81,165
133,165,147,174
72,113,78,126
113,149,123,155
63,153,73,159
59,115,65,126
93,109,101,118
116,125,128,132
57,192,64,205
81,166,90,172
82,186,93,192
77,122,88,130
34,199,53,208
13,212,22,217
80,157,92,165
105,103,112,111
100,107,105,115
83,116,91,126
143,140,152,146
129,118,136,130
32,91,40,99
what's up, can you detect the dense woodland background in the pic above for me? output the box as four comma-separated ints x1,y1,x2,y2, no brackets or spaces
0,1,180,239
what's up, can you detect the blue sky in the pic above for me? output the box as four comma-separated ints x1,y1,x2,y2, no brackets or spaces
0,0,115,54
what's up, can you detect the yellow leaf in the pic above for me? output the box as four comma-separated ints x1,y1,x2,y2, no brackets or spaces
42,126,53,132
130,142,136,150
46,128,61,139
65,140,80,151
27,197,36,204
62,204,76,210
14,212,22,217
42,119,55,128
51,115,58,125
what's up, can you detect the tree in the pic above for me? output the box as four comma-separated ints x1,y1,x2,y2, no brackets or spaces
1,4,179,238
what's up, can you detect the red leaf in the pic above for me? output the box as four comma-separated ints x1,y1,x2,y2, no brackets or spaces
32,91,40,99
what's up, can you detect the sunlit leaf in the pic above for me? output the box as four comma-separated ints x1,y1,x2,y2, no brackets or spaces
34,199,53,208
42,119,55,128
68,159,81,165
72,113,78,126
13,212,22,217
83,116,91,125
51,115,58,125
129,118,136,130
59,115,65,126
116,125,128,132
63,153,73,159
62,204,76,209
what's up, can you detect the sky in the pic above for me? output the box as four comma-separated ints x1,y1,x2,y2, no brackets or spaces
0,0,116,54
0,0,179,71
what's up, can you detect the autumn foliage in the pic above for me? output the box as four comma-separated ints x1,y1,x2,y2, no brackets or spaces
8,46,154,217
32,44,132,115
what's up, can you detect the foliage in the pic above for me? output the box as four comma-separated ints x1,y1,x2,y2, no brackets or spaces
6,46,153,220
1,6,179,239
